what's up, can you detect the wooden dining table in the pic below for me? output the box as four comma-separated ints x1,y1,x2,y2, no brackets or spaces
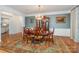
29,32,50,44
23,28,54,44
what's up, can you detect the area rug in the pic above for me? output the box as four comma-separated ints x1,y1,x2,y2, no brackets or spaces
0,37,72,53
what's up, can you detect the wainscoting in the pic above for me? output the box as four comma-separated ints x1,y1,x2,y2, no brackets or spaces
50,28,70,37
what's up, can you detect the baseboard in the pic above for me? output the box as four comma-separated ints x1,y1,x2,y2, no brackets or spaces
74,39,79,42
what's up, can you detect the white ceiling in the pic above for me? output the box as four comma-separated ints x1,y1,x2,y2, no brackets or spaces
7,5,75,15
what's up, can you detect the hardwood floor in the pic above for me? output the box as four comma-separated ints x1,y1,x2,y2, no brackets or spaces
0,32,78,53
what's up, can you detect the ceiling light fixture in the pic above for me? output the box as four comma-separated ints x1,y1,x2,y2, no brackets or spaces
35,5,43,20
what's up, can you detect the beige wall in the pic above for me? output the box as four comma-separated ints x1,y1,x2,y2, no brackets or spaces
9,15,24,34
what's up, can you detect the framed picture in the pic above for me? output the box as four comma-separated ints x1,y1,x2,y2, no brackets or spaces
25,17,34,23
56,16,66,23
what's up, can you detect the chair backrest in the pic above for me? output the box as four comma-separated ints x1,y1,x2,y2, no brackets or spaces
23,27,29,34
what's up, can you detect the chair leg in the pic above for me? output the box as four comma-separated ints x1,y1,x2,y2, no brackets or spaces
52,35,54,44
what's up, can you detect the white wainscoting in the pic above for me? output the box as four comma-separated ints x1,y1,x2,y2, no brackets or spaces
50,28,70,37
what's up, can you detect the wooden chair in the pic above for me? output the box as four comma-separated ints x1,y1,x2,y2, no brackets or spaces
23,28,32,44
23,28,29,44
44,27,55,44
49,27,55,43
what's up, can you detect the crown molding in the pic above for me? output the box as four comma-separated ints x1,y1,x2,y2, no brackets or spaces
70,5,79,11
25,10,70,16
0,6,25,16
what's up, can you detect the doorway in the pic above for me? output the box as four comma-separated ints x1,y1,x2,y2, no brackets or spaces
1,14,9,44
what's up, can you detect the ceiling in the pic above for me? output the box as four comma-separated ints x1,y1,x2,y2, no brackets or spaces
7,5,75,15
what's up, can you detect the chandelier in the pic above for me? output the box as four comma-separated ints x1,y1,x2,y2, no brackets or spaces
35,5,43,20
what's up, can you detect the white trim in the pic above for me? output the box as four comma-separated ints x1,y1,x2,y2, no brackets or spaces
25,10,70,16
50,28,70,37
74,39,79,42
70,5,78,11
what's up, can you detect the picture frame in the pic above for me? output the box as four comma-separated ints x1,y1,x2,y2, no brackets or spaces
56,16,66,23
